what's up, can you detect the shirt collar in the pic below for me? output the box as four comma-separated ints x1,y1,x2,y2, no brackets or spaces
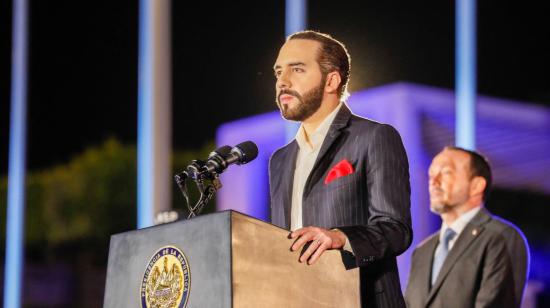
295,103,343,152
440,206,482,241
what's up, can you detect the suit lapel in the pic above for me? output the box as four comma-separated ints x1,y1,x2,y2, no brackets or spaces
303,104,352,197
280,141,298,229
415,235,440,304
427,209,492,304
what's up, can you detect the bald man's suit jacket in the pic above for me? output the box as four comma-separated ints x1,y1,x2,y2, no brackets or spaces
269,105,412,308
405,208,529,308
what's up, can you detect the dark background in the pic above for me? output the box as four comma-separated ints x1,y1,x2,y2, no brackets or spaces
1,0,549,173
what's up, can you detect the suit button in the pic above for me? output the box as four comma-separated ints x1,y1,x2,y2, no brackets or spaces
362,256,375,263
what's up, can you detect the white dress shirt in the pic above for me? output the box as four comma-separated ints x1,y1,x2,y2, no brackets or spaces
290,103,343,231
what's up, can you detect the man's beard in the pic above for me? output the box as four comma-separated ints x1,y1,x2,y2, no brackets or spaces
430,202,453,215
276,80,324,122
429,187,470,215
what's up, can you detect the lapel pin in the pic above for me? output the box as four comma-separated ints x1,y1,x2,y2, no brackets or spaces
472,229,478,236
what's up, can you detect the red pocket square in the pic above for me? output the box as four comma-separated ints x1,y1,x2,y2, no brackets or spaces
324,159,354,185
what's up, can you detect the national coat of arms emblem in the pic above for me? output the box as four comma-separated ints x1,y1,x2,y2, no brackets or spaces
141,246,190,308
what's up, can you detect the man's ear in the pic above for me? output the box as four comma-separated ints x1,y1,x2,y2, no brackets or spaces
470,176,487,198
324,71,342,94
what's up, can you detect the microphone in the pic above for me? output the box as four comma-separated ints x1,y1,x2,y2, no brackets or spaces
174,141,258,219
204,141,258,175
208,145,232,162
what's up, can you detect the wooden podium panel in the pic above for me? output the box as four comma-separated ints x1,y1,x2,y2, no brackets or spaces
231,212,360,307
103,211,359,307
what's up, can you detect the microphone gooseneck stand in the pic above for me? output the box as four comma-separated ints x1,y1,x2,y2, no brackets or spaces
173,141,258,220
174,159,222,219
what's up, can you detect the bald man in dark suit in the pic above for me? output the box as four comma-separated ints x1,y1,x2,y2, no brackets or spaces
405,147,529,308
269,30,412,308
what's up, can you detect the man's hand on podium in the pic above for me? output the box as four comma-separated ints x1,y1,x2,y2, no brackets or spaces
289,227,347,265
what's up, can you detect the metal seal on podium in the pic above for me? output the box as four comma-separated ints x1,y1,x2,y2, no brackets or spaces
140,245,190,308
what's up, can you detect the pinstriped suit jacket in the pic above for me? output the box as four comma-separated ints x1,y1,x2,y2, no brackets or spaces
269,104,412,308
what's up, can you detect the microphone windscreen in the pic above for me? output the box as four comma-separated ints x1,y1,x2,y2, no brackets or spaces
234,141,258,163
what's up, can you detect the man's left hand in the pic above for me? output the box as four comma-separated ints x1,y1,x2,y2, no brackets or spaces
290,227,347,265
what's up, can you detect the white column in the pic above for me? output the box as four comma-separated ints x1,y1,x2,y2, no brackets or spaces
455,0,477,149
284,0,307,141
4,0,29,307
137,0,172,228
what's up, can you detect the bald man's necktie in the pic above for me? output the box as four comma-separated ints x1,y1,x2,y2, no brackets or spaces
431,228,456,286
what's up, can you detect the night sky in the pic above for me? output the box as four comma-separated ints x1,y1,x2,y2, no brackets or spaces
1,0,549,174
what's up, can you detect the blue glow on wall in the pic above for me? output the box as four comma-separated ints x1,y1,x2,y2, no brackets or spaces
216,82,550,290
456,0,477,149
216,112,287,221
137,0,154,229
4,0,29,307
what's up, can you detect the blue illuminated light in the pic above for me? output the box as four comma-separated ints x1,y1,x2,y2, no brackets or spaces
137,0,154,229
285,0,307,37
455,0,477,149
4,0,29,307
284,0,307,141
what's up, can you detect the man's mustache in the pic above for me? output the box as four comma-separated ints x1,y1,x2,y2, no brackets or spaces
278,89,302,103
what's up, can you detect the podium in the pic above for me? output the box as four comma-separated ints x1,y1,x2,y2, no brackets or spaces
103,210,360,307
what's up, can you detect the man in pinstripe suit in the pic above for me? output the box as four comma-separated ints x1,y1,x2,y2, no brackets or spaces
269,30,412,307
